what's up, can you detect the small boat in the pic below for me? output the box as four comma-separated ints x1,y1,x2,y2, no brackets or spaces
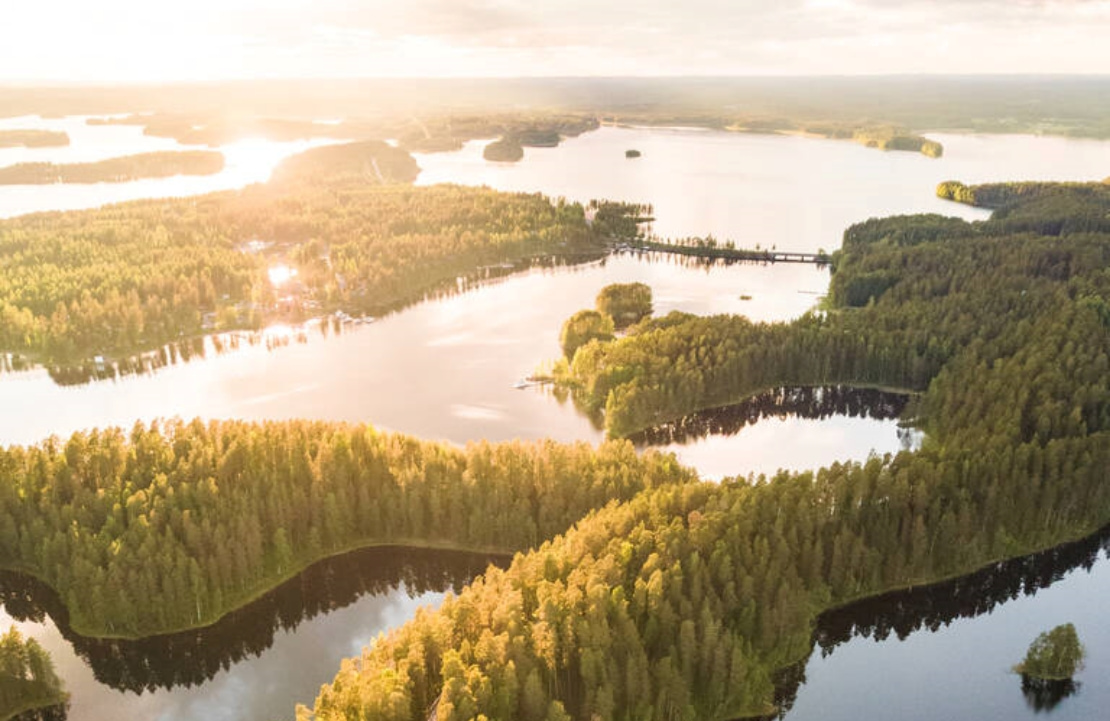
513,380,530,389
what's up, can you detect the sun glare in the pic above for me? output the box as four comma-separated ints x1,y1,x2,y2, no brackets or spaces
268,264,298,287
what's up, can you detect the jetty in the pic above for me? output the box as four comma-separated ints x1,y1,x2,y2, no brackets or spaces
628,240,832,265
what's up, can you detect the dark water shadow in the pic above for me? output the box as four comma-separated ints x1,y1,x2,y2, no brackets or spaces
10,703,69,721
768,524,1110,718
1020,676,1080,713
629,386,914,448
0,546,507,694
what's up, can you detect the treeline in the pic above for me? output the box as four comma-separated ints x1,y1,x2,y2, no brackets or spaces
0,627,66,721
0,151,225,185
310,435,1110,721
85,111,600,154
0,141,599,363
849,127,943,157
0,131,68,149
0,420,694,637
554,185,1110,439
305,184,1110,721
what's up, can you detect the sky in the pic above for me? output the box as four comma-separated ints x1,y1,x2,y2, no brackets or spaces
2,0,1109,82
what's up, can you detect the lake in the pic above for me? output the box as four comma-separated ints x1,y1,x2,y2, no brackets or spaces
415,127,1110,252
3,122,1109,719
0,114,336,218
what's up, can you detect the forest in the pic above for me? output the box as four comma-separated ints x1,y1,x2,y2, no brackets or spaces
83,111,599,154
0,627,66,721
0,420,694,637
483,137,525,163
299,183,1110,720
0,150,225,185
0,131,69,149
0,141,599,363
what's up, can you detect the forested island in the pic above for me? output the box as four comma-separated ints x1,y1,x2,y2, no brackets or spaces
482,136,524,162
0,627,66,721
0,150,225,185
290,182,1110,720
1015,623,1086,682
0,131,69,149
0,141,599,365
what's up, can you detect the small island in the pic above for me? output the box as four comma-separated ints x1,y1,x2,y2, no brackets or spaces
596,282,653,328
0,626,67,721
482,136,525,163
625,149,642,158
0,130,70,149
0,150,225,185
1014,623,1086,682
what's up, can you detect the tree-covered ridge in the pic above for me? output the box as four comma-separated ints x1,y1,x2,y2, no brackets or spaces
0,627,66,721
0,150,225,185
0,420,694,638
0,131,69,149
303,185,1110,721
553,185,1110,438
0,141,597,363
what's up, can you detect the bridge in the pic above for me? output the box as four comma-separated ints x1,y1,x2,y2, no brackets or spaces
618,240,832,265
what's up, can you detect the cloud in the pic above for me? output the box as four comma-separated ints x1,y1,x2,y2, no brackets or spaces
0,0,1108,79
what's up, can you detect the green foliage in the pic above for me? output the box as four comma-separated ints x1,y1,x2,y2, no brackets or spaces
0,143,598,363
0,151,224,185
268,141,418,185
587,200,654,240
596,283,653,329
482,137,524,163
0,626,66,721
936,181,976,204
1015,624,1086,680
308,184,1110,721
560,310,615,361
0,420,694,637
851,127,943,157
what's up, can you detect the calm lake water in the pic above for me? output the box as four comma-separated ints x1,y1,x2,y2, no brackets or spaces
0,115,335,218
785,532,1110,721
3,123,1110,719
416,127,1110,251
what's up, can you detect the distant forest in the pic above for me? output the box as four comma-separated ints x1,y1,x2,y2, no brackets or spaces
0,130,69,149
0,150,224,185
3,76,1109,138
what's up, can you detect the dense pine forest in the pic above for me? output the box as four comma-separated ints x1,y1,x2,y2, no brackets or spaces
0,421,692,637
0,141,598,363
298,183,1110,720
0,627,66,721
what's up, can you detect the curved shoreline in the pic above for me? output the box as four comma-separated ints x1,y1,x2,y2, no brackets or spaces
0,539,513,642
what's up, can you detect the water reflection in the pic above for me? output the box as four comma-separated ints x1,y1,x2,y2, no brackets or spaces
4,250,814,390
630,386,913,446
774,525,1110,719
627,386,917,480
10,704,68,721
0,547,505,694
1021,677,1080,713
